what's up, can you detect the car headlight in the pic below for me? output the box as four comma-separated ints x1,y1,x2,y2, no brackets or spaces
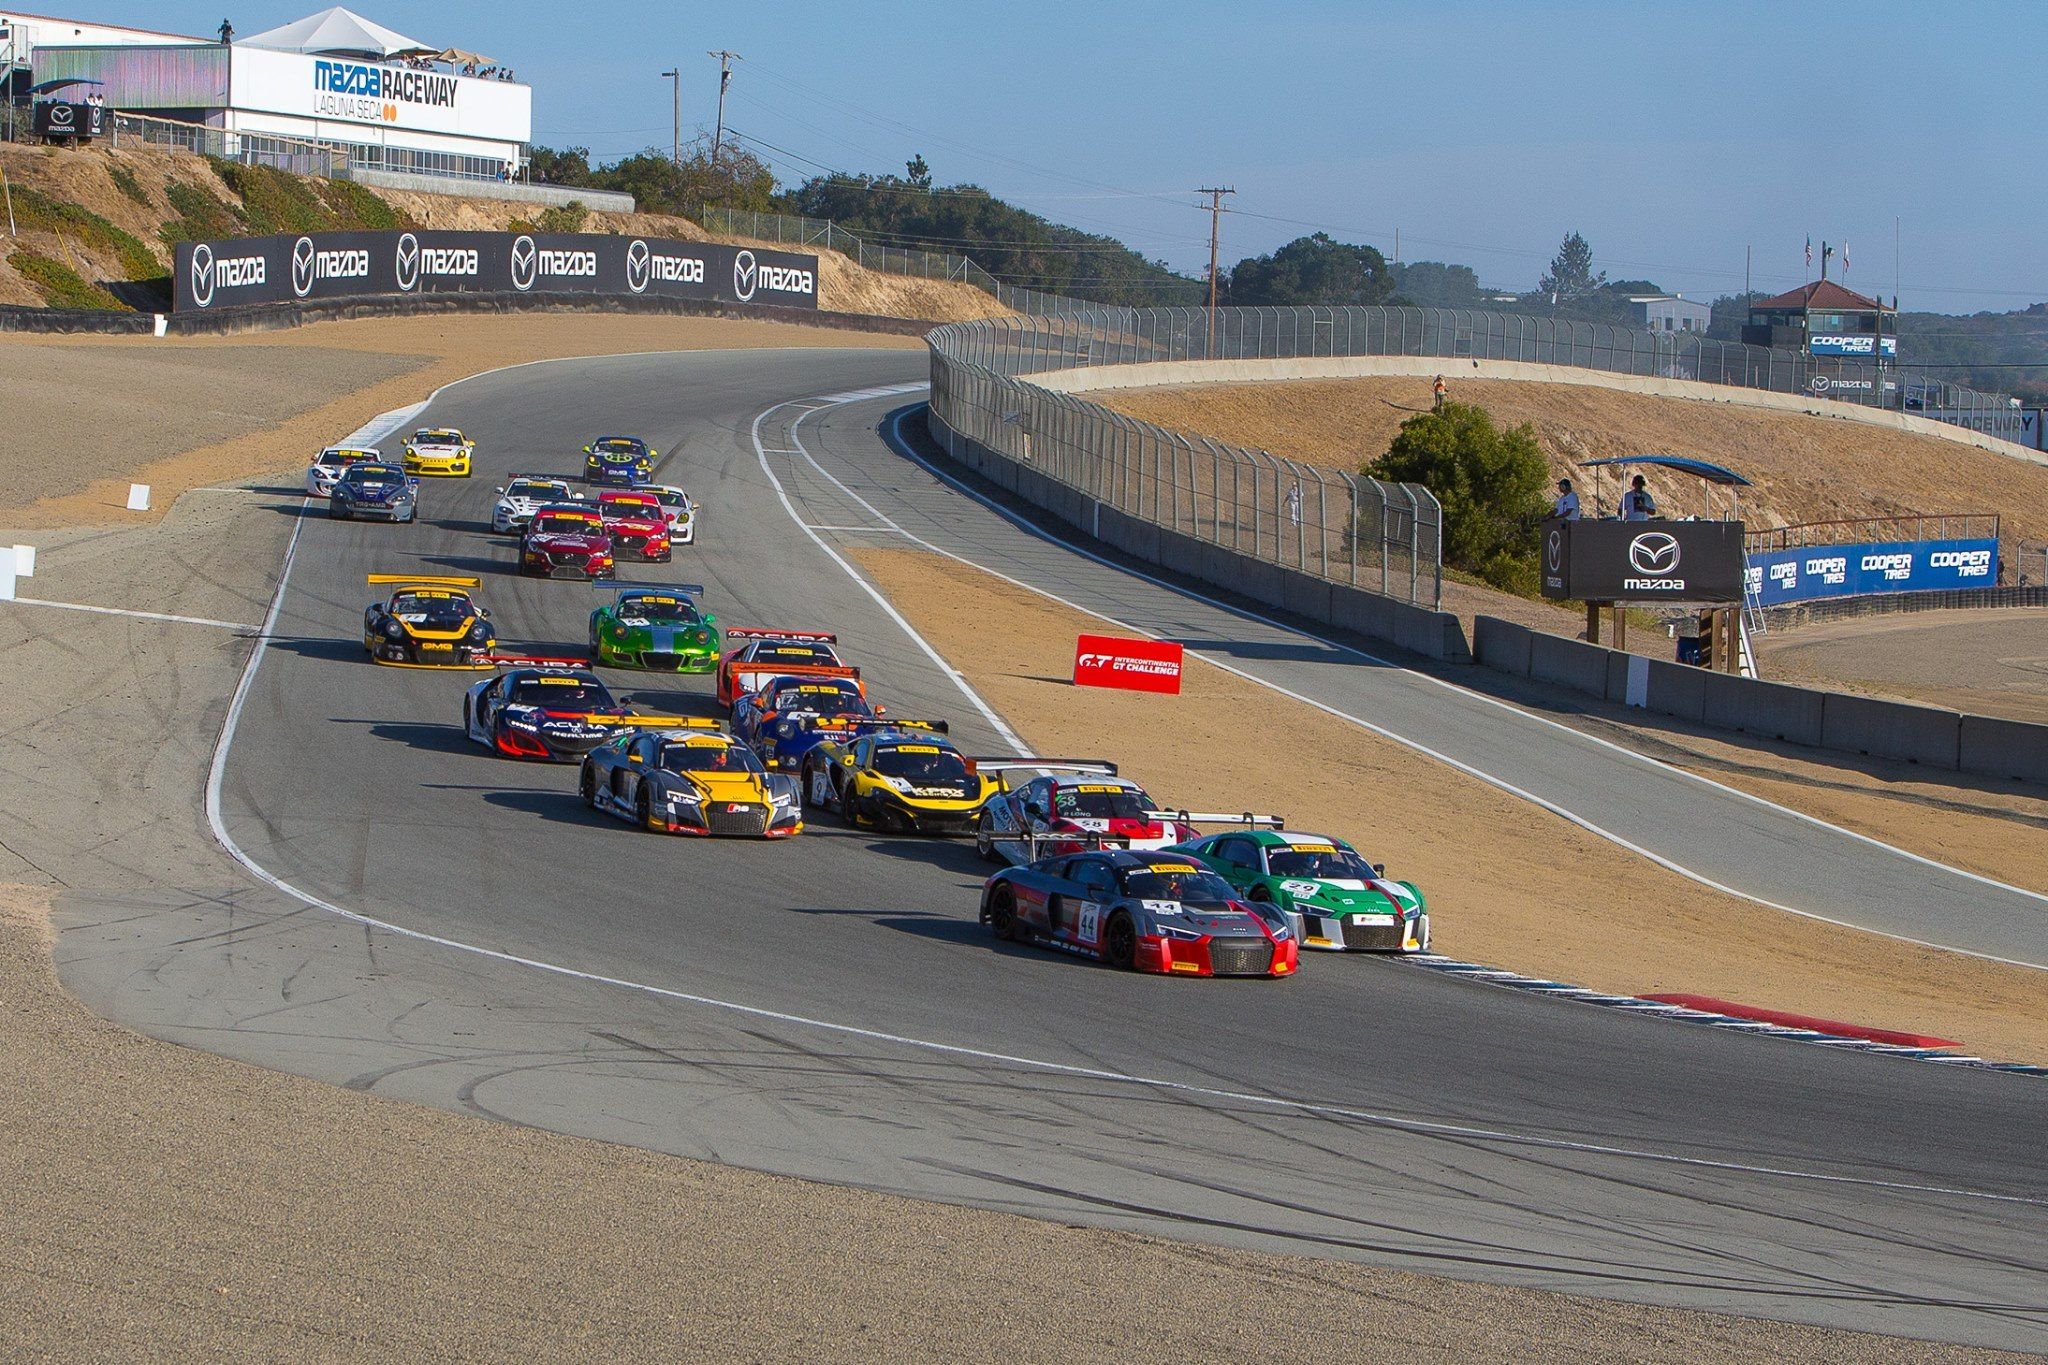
506,717,539,732
772,789,794,806
381,620,404,638
688,627,709,645
468,624,490,641
881,775,913,793
774,720,797,740
1157,924,1204,941
666,788,702,808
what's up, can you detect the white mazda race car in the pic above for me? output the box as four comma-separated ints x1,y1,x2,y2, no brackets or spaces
492,475,580,534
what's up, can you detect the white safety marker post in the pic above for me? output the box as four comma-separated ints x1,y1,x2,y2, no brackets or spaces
0,557,14,602
127,483,151,511
152,313,169,338
13,545,34,578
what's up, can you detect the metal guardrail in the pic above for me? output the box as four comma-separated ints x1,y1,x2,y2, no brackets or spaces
927,312,1445,608
1746,514,2002,555
1764,584,2047,628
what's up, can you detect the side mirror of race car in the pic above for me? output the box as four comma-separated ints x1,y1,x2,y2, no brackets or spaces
1374,862,1387,875
494,486,506,494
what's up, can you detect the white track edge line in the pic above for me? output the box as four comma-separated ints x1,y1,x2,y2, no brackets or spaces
9,598,256,631
190,375,2045,1212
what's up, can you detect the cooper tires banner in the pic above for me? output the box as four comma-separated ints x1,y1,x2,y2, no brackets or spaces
173,230,818,312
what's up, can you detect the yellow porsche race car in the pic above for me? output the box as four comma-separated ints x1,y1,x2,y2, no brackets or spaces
361,573,498,667
580,722,803,838
402,426,475,477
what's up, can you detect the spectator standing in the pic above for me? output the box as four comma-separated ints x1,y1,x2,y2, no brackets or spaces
1431,374,1447,411
1620,474,1658,521
1551,478,1580,520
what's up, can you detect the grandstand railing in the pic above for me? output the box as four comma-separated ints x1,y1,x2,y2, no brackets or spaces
1745,514,2001,555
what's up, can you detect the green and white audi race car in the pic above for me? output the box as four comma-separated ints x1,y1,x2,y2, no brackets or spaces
588,584,721,672
1172,829,1429,952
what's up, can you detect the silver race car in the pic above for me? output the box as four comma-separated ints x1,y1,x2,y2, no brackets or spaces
492,475,580,534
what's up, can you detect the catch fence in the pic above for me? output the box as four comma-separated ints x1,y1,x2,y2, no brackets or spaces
928,312,1445,607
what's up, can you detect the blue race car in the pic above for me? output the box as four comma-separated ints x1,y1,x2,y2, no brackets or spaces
730,672,869,752
328,461,419,522
582,435,655,487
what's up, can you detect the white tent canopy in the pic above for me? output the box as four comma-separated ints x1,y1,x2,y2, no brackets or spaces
239,7,432,59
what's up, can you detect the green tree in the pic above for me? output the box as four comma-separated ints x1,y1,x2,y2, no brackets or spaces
528,144,592,186
1537,230,1604,301
1225,233,1391,306
594,136,777,214
904,154,932,190
1367,401,1548,593
1386,260,1482,309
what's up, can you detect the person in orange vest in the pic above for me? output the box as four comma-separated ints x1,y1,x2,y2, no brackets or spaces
1432,374,1447,411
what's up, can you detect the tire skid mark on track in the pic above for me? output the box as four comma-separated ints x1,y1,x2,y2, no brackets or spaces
199,376,2046,1214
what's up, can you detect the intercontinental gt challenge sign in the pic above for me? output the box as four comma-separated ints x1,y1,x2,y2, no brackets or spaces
173,231,818,312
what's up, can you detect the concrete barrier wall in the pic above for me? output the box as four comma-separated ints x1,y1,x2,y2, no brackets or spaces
926,409,1470,662
1465,612,2042,784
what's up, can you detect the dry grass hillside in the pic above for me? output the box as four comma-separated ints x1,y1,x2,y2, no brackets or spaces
1100,376,2048,558
0,142,1004,322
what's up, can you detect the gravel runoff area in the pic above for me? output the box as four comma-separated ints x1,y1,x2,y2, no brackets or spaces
0,320,2029,1360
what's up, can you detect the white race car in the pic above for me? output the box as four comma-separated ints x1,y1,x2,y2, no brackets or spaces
975,764,1281,865
646,485,699,543
305,446,382,495
491,475,580,534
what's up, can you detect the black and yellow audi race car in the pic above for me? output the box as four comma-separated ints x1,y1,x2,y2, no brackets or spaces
580,722,803,838
798,722,1001,835
362,574,499,667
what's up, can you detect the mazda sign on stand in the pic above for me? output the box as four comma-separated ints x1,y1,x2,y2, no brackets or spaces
171,230,818,312
1540,519,1744,603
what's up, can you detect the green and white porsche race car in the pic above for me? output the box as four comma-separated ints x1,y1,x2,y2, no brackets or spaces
587,583,721,672
1172,829,1429,952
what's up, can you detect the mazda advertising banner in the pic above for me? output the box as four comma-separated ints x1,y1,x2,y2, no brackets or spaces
172,230,818,312
1745,537,1999,606
1540,519,1745,603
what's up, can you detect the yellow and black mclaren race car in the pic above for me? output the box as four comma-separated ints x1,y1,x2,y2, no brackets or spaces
361,573,498,667
580,722,803,838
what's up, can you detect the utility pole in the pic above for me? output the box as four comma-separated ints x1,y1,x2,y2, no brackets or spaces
708,50,739,162
660,68,681,166
1196,185,1234,356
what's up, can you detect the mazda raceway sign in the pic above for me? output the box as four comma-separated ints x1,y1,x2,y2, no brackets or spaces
1539,518,1746,603
173,231,818,312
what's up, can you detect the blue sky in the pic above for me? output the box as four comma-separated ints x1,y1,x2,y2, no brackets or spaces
72,0,2048,311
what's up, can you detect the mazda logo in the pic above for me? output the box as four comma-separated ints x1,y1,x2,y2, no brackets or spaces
1546,528,1562,574
394,232,420,292
1628,532,1681,576
1810,374,1830,392
509,235,538,292
291,236,316,297
189,242,215,309
48,103,73,127
625,239,650,294
732,249,757,301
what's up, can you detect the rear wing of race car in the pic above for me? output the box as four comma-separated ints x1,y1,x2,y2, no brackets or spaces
605,714,725,731
600,581,705,598
734,662,862,698
724,627,839,644
849,718,950,738
971,758,1119,793
1143,810,1286,830
479,650,590,670
368,573,480,590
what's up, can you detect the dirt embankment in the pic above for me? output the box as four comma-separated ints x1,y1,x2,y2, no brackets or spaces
0,143,1004,322
0,313,923,526
851,544,2048,1063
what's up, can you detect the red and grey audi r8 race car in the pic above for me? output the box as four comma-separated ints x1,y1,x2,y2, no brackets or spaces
974,765,1282,864
980,847,1299,977
520,503,616,580
716,630,850,708
594,489,672,562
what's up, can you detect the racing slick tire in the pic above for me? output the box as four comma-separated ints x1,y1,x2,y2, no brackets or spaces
1103,912,1137,971
976,811,1002,864
329,504,350,520
579,763,598,808
987,885,1018,941
636,784,661,833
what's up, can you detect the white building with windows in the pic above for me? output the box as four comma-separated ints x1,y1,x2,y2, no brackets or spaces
19,6,532,181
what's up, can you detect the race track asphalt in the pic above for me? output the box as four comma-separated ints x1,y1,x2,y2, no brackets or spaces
60,347,2048,1351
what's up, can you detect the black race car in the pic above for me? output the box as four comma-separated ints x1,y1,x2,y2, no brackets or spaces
463,666,627,761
